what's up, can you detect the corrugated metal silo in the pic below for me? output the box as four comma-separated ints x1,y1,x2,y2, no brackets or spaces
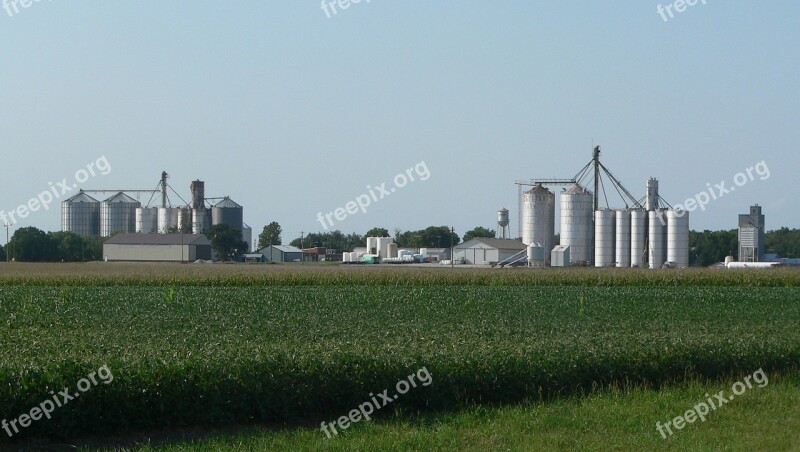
560,184,593,265
62,192,100,237
594,209,616,267
630,209,647,267
521,184,555,261
648,210,667,269
211,197,244,232
100,192,140,237
615,209,631,268
157,207,180,234
135,207,159,234
667,210,690,268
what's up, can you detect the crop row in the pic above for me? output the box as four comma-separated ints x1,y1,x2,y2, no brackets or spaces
1,267,800,287
1,285,799,439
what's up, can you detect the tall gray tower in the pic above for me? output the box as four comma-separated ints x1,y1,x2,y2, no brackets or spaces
738,205,766,262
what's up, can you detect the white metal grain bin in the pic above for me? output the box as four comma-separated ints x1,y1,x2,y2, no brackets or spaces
387,242,398,258
648,210,667,269
630,209,647,267
594,209,616,267
560,184,593,265
135,207,159,234
158,207,180,234
192,208,211,235
667,209,690,268
521,185,555,263
527,243,545,267
615,209,631,268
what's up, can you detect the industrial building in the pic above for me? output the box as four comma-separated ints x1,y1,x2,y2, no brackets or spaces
738,205,766,262
513,147,690,269
103,233,212,262
453,238,527,265
258,245,303,263
62,172,249,251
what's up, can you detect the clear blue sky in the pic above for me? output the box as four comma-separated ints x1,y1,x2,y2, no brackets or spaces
1,1,798,242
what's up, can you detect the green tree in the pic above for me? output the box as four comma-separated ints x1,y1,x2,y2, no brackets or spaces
48,231,85,261
289,230,363,251
766,228,800,258
258,222,282,249
8,227,50,262
206,224,247,261
463,226,496,242
0,244,5,262
395,226,459,248
365,227,390,238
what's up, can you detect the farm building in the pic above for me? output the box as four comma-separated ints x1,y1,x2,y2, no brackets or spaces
258,245,303,263
103,233,212,262
453,238,527,265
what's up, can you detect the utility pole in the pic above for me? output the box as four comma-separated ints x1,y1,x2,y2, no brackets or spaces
300,231,304,263
450,227,455,268
4,223,10,263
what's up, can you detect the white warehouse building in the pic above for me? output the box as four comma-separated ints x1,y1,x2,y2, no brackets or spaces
453,238,527,265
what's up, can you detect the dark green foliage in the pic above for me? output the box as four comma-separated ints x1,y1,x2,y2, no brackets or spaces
1,283,799,440
289,231,363,251
462,227,497,242
206,224,247,261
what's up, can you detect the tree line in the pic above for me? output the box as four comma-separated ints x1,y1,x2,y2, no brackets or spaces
4,223,800,266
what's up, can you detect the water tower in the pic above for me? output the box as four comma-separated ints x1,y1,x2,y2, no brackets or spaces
497,208,510,239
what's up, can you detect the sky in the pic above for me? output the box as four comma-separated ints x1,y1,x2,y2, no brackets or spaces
1,1,798,244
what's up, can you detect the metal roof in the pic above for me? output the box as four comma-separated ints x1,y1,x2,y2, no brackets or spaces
65,192,99,203
214,197,241,208
456,238,528,251
258,245,303,254
104,233,210,246
103,192,139,203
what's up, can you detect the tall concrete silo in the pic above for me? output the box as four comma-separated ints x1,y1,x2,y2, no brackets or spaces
521,184,555,260
157,207,180,234
560,184,593,265
630,209,647,268
135,207,159,234
615,209,631,268
667,210,690,268
648,210,667,269
594,209,616,267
